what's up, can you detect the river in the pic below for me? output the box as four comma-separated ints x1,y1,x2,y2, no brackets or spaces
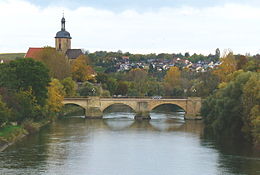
0,104,259,175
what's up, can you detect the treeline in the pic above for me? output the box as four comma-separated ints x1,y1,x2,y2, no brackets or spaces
0,58,65,128
201,53,260,145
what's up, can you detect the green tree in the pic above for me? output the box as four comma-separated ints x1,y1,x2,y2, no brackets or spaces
115,81,128,95
79,82,101,96
0,96,11,127
242,73,260,143
0,58,51,106
106,78,118,95
202,71,259,143
215,48,221,59
61,77,77,97
13,90,42,123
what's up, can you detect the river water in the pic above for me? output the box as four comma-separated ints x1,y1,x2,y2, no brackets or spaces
0,105,260,175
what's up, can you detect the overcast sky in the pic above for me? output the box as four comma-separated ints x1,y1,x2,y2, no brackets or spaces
1,0,260,55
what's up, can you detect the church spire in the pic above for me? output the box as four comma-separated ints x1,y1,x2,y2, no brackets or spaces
61,13,65,31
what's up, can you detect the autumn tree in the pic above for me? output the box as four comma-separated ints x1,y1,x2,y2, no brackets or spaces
236,55,248,70
34,47,71,80
164,66,181,88
71,55,95,82
45,79,65,117
164,66,182,96
213,52,237,82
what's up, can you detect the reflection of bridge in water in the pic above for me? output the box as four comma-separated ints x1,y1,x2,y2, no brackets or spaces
74,119,204,135
63,97,202,120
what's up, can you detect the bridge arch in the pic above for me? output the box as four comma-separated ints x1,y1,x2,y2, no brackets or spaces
149,102,187,113
63,102,86,110
62,103,86,116
100,102,137,113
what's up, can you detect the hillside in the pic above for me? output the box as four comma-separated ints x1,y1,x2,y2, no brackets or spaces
0,53,25,62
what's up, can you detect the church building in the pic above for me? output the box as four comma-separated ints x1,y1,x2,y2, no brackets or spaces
25,15,83,59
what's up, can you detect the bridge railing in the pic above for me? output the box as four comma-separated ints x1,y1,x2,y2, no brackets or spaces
64,96,189,99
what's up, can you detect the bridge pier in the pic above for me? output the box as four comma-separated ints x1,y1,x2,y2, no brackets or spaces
134,101,151,120
85,107,103,119
184,97,202,120
134,111,151,120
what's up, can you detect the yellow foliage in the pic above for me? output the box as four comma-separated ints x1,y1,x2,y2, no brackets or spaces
213,52,237,82
218,82,227,89
71,55,95,82
164,66,181,88
47,79,65,114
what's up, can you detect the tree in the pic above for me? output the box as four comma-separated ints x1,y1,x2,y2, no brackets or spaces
201,71,260,144
185,52,190,58
78,82,101,96
71,55,95,82
96,73,108,84
0,96,11,127
61,77,77,97
45,79,65,117
34,47,71,80
0,58,50,106
242,73,260,143
115,81,128,95
127,69,148,96
213,52,237,82
13,89,42,123
215,48,221,59
127,68,148,82
236,55,248,70
164,66,181,88
106,78,118,95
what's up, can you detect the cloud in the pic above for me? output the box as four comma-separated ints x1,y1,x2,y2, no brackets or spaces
1,0,260,55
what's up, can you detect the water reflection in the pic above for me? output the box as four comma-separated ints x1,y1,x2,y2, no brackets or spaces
0,106,259,175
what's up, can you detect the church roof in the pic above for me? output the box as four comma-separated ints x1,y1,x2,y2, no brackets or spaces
25,48,43,58
55,30,72,39
66,49,83,59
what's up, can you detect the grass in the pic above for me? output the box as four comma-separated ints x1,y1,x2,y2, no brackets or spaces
0,125,27,143
0,53,25,61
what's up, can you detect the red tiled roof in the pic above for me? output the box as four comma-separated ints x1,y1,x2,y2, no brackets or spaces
25,48,44,58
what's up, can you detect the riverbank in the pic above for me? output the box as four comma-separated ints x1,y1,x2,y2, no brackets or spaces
0,120,50,152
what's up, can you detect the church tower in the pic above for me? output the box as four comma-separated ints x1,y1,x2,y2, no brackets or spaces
55,15,72,53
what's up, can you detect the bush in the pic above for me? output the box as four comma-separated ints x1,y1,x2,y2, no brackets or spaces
22,120,40,135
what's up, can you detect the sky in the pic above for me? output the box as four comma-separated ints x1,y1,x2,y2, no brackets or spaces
1,0,260,55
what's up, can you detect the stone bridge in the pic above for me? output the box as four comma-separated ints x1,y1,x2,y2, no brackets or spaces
62,97,202,120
